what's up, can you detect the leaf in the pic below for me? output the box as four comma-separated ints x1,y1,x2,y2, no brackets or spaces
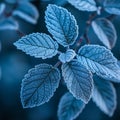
0,17,18,30
68,0,97,12
21,63,61,108
45,4,78,47
77,45,120,83
62,60,93,103
14,33,59,59
92,75,117,116
13,2,39,24
0,3,6,15
92,18,117,49
59,49,76,63
104,0,120,15
58,92,85,120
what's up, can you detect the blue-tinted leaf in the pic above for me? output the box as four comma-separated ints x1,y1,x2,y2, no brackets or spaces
59,49,76,63
0,3,6,15
117,61,120,66
14,33,59,59
13,2,39,24
92,75,117,116
21,64,61,108
0,17,18,30
68,0,97,12
92,18,117,49
77,45,120,82
104,0,120,15
62,60,93,103
58,92,85,120
45,4,78,47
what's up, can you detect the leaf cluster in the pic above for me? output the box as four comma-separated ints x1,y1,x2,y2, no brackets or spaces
13,0,120,120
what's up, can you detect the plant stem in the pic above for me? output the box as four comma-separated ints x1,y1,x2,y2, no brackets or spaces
106,14,117,21
16,29,25,37
84,12,97,44
54,61,62,68
4,3,18,17
76,12,97,48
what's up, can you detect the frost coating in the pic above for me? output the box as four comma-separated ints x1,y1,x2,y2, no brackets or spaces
21,64,61,108
12,4,120,119
62,60,93,103
59,49,76,63
14,33,59,59
45,4,78,47
68,0,97,12
77,45,120,82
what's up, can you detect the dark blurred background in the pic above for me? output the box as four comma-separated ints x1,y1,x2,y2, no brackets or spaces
0,0,120,120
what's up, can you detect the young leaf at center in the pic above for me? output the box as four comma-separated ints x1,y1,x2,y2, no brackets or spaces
59,49,76,63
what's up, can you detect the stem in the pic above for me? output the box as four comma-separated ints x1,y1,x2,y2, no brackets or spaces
87,12,97,23
83,12,97,44
57,51,62,55
76,12,97,48
83,31,90,44
76,37,83,47
54,61,62,68
4,3,18,17
82,14,95,44
16,29,25,37
106,14,116,21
